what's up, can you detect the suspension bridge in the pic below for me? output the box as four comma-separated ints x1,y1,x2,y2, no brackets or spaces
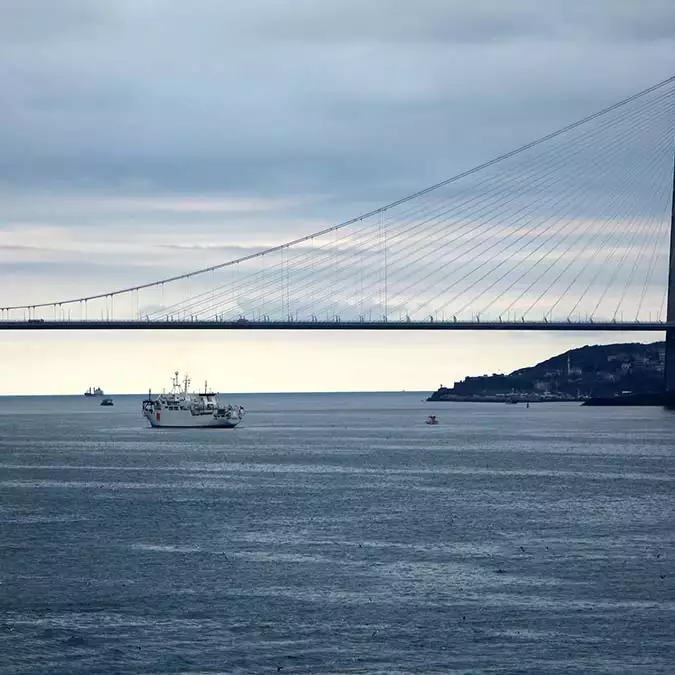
3,75,675,389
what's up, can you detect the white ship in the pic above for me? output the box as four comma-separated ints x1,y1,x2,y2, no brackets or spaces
142,372,245,428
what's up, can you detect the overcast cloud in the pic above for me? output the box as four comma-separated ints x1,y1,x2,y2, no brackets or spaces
1,0,673,203
0,0,673,289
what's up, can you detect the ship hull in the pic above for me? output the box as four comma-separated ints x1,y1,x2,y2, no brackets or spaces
143,410,241,428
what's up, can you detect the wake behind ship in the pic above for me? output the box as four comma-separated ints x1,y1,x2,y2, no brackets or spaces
142,372,244,428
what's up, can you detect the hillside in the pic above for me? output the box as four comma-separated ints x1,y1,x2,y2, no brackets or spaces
427,342,666,402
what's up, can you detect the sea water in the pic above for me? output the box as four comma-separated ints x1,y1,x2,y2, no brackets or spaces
0,393,673,674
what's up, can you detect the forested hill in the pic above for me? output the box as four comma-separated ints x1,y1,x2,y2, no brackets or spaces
428,342,665,401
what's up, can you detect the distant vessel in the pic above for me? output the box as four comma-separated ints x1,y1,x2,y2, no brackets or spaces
84,386,104,397
100,398,114,406
142,372,245,428
425,415,439,425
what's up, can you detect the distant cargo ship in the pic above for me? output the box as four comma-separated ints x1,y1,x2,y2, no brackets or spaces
84,386,104,397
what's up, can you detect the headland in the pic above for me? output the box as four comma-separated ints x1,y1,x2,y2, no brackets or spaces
427,341,670,405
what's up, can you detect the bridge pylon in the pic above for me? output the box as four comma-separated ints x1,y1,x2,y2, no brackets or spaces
666,141,675,405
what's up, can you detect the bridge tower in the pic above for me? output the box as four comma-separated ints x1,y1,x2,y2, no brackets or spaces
666,143,675,403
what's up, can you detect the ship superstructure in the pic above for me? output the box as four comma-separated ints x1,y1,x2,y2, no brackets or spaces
142,372,244,428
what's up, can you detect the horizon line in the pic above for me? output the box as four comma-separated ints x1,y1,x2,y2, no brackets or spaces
0,389,431,398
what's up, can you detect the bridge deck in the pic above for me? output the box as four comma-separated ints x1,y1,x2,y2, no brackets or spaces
1,320,671,331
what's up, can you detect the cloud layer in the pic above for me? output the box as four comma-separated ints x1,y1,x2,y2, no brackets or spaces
2,0,673,202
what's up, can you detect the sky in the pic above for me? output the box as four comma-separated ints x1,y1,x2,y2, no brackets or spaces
0,0,673,395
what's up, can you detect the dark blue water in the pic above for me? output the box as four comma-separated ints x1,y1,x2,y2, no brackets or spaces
1,393,673,674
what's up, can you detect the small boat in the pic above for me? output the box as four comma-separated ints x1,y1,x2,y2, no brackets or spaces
84,386,104,397
142,372,245,428
100,398,114,406
425,415,439,425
